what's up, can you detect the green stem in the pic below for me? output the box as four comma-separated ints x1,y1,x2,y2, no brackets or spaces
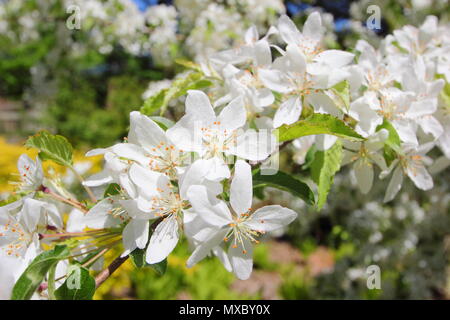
70,166,97,203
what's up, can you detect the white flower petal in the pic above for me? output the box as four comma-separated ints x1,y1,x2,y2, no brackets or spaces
84,198,122,229
185,90,215,121
315,50,354,68
218,96,246,132
146,216,179,264
187,185,232,227
302,11,323,41
111,143,148,165
259,68,294,93
244,205,297,232
354,158,374,194
129,164,168,198
122,219,149,256
273,96,302,128
204,157,231,181
231,129,275,161
120,199,157,220
230,160,253,215
277,14,301,45
129,111,166,149
228,239,254,280
406,163,433,190
384,166,404,203
186,228,229,268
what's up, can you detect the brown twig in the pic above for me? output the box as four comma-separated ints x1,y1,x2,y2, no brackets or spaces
95,255,129,288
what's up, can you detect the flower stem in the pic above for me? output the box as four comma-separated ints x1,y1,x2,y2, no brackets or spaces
82,248,109,268
70,166,97,203
43,187,88,213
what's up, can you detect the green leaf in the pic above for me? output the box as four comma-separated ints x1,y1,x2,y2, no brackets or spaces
274,113,364,142
103,183,121,198
140,88,168,116
130,248,167,275
376,119,401,149
302,145,317,170
25,131,73,167
140,72,212,116
11,245,70,300
149,116,175,130
54,264,95,300
376,119,401,166
252,169,315,206
330,80,350,111
175,59,202,72
47,264,57,300
149,258,167,275
310,141,343,210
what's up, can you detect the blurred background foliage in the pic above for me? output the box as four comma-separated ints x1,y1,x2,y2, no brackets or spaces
1,0,450,300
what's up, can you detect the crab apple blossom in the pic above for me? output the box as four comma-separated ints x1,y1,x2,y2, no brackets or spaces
186,160,297,279
1,7,450,301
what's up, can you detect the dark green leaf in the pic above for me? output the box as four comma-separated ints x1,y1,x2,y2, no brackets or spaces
252,169,315,206
103,183,121,198
54,264,95,300
11,245,70,300
130,248,167,275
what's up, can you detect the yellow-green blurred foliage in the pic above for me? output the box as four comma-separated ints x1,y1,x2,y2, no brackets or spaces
0,136,102,193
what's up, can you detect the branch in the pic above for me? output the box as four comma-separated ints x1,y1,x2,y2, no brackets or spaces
95,255,129,288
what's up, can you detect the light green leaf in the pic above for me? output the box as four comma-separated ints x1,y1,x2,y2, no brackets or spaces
330,80,350,111
274,113,364,142
54,264,95,300
140,88,168,116
140,72,212,116
252,169,315,206
175,59,202,72
376,119,401,166
11,245,71,300
25,131,73,167
376,119,401,149
311,141,343,210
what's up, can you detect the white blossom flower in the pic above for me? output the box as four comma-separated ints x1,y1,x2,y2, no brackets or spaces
342,130,389,194
167,90,275,180
186,160,297,279
15,154,43,192
383,143,435,202
126,159,222,263
0,198,61,259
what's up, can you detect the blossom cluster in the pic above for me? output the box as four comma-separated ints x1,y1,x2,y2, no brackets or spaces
200,12,450,201
1,9,449,300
